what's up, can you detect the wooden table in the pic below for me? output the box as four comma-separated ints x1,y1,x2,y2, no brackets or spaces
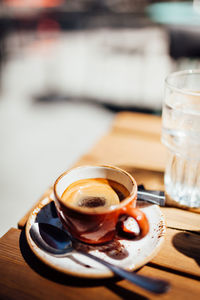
0,112,200,300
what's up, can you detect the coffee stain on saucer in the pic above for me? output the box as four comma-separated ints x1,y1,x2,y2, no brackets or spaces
74,239,129,260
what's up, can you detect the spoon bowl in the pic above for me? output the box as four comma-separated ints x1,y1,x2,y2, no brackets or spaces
30,223,74,256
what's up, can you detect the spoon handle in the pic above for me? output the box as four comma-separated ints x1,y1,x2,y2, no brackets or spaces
137,190,165,206
81,251,170,294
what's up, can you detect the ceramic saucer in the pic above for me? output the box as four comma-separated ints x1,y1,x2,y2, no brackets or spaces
26,196,165,278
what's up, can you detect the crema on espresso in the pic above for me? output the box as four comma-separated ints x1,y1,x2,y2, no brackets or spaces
61,178,130,209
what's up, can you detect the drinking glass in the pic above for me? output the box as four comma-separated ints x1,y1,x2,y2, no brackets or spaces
162,69,200,208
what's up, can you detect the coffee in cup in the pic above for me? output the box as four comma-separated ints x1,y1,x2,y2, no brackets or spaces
61,178,130,209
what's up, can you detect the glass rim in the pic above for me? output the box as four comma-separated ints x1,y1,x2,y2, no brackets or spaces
165,69,200,96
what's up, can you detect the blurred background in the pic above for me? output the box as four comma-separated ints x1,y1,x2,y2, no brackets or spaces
0,0,200,236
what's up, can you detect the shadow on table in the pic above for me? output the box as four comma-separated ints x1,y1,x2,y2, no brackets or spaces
172,231,200,267
19,229,148,300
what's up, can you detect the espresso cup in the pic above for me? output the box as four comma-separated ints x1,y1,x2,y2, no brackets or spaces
53,165,149,244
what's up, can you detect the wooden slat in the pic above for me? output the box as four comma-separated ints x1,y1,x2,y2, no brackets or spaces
112,112,162,138
1,228,200,300
85,133,167,172
151,228,200,277
161,207,200,232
